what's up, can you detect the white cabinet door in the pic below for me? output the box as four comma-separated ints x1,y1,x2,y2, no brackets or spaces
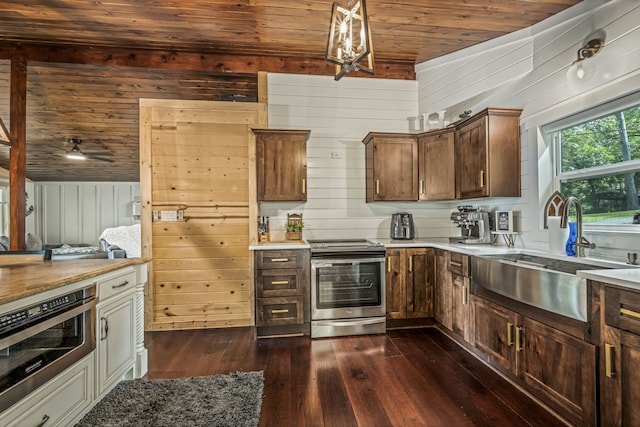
96,291,135,397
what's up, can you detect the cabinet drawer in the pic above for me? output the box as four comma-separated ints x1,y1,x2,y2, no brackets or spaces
1,354,93,427
256,269,303,297
449,252,470,277
256,250,307,269
97,268,137,301
605,286,640,335
256,296,304,326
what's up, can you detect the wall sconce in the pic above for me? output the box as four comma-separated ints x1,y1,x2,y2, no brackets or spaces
568,38,604,82
325,0,375,81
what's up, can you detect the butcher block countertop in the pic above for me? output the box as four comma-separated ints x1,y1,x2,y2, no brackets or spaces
0,258,149,306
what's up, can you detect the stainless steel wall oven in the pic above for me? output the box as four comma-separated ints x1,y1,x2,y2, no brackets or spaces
0,285,96,412
309,240,386,338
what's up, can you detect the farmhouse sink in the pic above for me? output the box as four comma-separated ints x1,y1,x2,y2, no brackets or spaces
470,253,615,322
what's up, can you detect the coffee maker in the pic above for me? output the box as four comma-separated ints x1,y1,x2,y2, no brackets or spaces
449,206,492,244
390,213,416,240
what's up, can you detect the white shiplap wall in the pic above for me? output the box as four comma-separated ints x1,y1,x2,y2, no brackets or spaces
34,182,139,246
264,73,456,242
415,0,640,262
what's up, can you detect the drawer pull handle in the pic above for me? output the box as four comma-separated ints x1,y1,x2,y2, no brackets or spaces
507,322,514,346
36,414,50,427
450,261,462,267
375,179,380,194
387,256,391,273
270,258,289,262
419,180,425,195
408,255,413,273
462,284,468,305
605,343,615,378
270,280,289,285
271,309,289,314
620,307,640,320
112,280,129,289
302,179,306,194
480,170,485,188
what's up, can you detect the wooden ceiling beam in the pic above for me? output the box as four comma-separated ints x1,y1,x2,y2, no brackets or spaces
0,43,415,80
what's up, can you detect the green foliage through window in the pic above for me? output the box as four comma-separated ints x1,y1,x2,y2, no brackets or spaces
556,105,640,225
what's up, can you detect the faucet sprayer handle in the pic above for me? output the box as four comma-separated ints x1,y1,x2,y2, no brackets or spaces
577,236,596,250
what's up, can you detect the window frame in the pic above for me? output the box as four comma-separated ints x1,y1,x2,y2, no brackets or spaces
543,90,640,228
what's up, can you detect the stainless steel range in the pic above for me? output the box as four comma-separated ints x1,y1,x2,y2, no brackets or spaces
308,239,386,338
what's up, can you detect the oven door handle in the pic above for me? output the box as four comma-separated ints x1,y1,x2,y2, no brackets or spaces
0,297,96,350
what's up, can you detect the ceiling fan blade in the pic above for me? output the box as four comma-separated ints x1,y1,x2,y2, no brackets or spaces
87,155,115,163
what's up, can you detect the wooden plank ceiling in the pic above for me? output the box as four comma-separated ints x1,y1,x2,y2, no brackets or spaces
0,0,582,182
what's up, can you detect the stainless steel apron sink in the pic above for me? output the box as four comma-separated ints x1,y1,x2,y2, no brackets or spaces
471,253,614,321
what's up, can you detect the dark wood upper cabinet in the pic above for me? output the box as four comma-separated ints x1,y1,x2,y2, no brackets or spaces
362,132,418,202
418,128,455,201
254,129,309,202
455,108,522,199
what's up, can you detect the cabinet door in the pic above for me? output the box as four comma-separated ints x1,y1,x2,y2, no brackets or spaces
469,296,517,374
406,248,434,318
451,273,470,342
434,249,452,329
418,129,455,200
372,137,418,201
256,130,308,201
385,249,407,319
97,292,136,396
520,316,597,427
455,115,487,199
601,325,640,427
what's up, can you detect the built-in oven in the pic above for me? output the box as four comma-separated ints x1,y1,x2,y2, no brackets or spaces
309,239,386,338
0,285,96,412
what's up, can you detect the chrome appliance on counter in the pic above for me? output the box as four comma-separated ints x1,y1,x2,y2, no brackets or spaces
449,205,493,244
308,239,386,338
0,285,96,411
390,213,415,240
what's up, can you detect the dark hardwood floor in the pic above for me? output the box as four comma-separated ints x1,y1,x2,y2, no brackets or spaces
145,327,567,427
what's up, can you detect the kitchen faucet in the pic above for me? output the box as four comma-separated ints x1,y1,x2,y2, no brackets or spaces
559,196,596,257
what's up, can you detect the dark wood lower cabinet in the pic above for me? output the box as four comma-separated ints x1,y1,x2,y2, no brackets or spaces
386,248,434,321
470,295,597,427
601,325,640,426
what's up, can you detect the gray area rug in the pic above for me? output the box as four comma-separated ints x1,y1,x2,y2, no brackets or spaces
75,371,264,427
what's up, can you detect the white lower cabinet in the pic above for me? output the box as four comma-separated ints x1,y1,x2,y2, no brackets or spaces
0,354,94,427
95,269,137,397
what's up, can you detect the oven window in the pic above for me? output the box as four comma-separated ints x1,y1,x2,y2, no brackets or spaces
0,315,84,392
315,261,383,309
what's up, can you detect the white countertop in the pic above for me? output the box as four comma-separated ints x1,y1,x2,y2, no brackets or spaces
248,238,640,289
578,268,640,291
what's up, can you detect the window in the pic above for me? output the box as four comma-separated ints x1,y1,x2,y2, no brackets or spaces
546,94,640,225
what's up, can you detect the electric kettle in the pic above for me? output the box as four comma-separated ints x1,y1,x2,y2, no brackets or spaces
390,213,415,240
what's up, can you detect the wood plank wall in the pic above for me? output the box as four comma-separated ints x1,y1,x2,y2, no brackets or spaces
263,73,458,241
415,1,640,260
34,182,139,245
140,99,266,331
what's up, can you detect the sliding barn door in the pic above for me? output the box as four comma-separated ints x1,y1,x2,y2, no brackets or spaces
140,99,267,331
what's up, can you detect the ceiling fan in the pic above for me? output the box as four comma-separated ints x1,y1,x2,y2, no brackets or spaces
65,138,114,163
